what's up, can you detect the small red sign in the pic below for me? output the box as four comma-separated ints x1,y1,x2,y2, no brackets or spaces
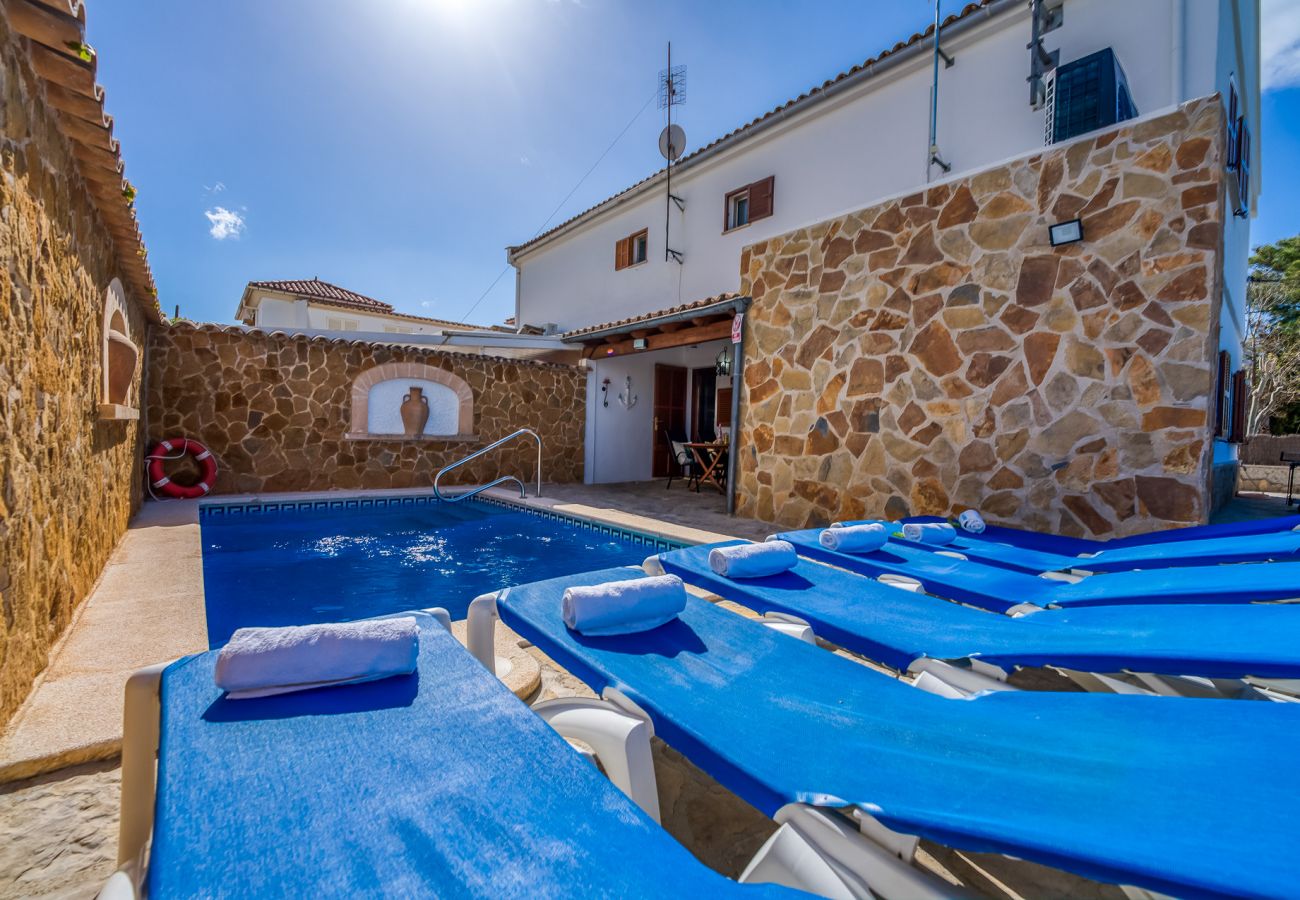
731,312,744,344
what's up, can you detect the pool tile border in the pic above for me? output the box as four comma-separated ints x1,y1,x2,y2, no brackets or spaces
198,493,687,553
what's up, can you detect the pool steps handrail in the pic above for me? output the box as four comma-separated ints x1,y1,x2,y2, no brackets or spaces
433,427,543,502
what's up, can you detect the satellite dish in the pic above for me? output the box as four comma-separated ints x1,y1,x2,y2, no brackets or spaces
659,123,686,161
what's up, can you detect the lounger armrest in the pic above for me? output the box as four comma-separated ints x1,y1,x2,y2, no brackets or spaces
741,804,972,899
759,613,817,644
531,696,661,823
117,662,171,882
96,868,140,900
642,555,666,576
466,594,501,674
907,660,1017,698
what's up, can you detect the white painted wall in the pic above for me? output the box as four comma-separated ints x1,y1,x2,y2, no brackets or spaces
251,295,448,334
366,379,460,435
513,0,1251,335
583,340,731,484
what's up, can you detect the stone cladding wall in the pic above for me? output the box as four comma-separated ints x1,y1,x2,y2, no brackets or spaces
736,96,1225,536
146,324,586,492
0,17,149,725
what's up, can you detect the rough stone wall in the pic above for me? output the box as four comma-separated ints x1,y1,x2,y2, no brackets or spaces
146,324,585,492
0,18,149,724
737,97,1224,536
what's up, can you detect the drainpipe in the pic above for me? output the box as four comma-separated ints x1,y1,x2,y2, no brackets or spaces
725,298,750,516
1170,0,1185,105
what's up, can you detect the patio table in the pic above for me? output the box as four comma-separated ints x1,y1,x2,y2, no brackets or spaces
684,441,728,494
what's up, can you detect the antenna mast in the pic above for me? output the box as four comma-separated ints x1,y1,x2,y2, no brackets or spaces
658,43,686,263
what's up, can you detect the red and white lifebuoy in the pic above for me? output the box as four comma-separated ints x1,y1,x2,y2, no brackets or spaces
146,438,217,499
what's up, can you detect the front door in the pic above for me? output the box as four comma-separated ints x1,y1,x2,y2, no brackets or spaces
652,364,688,477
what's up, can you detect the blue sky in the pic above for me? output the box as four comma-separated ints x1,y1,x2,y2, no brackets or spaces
88,1,1300,327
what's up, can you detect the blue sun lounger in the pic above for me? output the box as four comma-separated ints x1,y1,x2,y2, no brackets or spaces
653,541,1300,685
904,513,1300,556
875,520,1300,574
776,527,1300,611
105,612,803,899
467,568,1300,900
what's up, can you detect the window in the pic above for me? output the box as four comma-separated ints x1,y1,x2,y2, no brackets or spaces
724,175,774,232
1049,48,1136,143
1227,77,1251,216
614,228,648,270
1213,350,1231,437
1228,369,1249,443
728,192,749,229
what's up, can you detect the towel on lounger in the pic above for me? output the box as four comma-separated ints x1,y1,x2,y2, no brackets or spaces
958,510,987,534
820,523,888,552
710,541,798,578
901,522,958,545
562,575,688,636
214,617,420,699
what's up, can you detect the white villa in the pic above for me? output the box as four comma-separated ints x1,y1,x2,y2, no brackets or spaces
504,0,1261,491
235,278,487,336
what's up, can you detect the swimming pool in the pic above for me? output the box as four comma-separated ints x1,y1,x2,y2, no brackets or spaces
200,496,679,647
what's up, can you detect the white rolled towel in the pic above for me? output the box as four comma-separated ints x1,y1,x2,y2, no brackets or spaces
901,523,958,545
709,541,798,578
215,617,420,700
562,575,688,636
957,510,986,534
819,523,888,552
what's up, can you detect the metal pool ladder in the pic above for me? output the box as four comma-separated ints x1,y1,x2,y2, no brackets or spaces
433,427,542,502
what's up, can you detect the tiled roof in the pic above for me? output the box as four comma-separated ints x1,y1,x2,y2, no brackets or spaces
248,278,496,330
509,1,999,258
7,0,161,320
250,278,391,312
563,293,744,341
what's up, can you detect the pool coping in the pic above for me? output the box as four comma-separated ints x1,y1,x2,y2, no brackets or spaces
1,485,743,783
197,485,745,551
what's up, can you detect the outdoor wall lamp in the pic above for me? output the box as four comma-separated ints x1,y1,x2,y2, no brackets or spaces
715,346,732,377
1048,218,1084,247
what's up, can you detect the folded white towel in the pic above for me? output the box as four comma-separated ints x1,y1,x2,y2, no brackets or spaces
562,575,688,636
710,541,798,578
215,617,420,700
957,510,986,534
901,523,958,545
819,523,888,552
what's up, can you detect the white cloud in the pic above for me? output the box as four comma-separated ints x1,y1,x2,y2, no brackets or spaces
203,181,226,194
1263,0,1300,91
205,206,245,240
519,155,532,166
420,300,434,309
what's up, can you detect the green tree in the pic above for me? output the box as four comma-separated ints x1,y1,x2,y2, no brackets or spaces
1249,235,1300,333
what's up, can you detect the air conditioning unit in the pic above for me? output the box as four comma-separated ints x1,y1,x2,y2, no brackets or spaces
1044,48,1136,145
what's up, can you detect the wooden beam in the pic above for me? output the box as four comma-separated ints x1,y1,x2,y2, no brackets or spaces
629,329,652,339
657,321,685,333
590,319,733,359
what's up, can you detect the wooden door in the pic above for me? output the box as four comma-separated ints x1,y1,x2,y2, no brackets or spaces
652,364,688,477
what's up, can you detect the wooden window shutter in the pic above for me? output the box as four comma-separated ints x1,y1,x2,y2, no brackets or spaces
748,175,774,221
614,237,629,271
1213,350,1230,436
1229,369,1248,443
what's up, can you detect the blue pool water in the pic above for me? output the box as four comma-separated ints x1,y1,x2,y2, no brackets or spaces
200,499,669,647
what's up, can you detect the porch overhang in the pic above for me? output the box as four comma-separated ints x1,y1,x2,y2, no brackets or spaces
562,294,750,360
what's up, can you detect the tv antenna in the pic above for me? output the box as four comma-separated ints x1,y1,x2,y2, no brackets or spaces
658,42,686,263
